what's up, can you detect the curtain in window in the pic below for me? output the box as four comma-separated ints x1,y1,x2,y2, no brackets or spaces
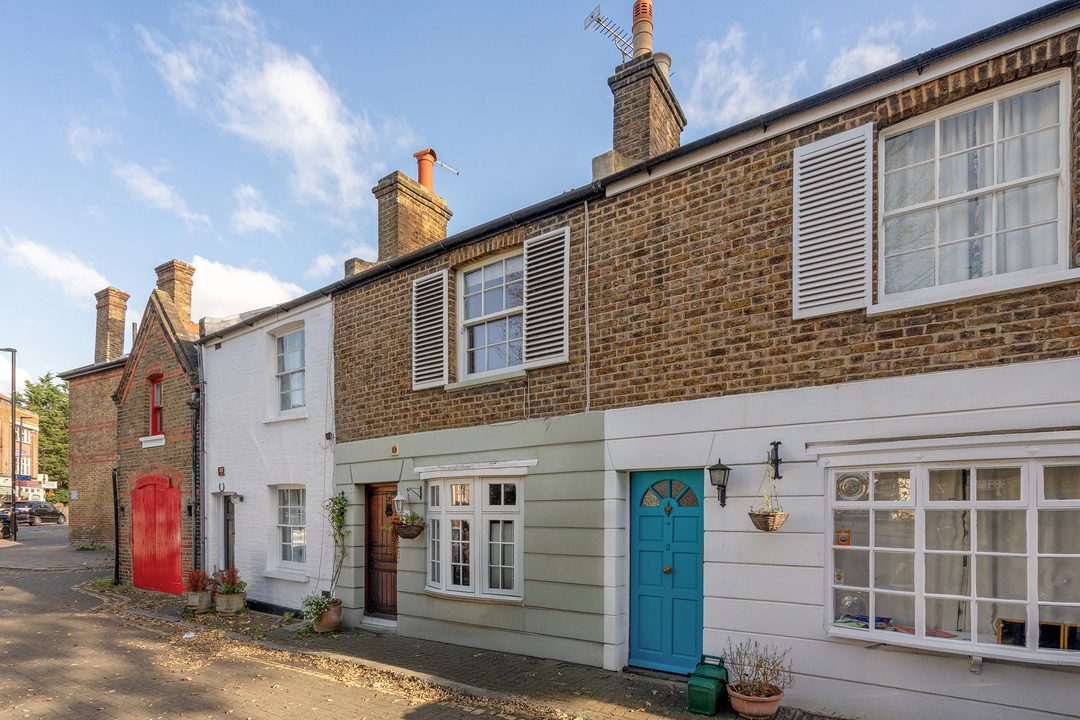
997,86,1059,274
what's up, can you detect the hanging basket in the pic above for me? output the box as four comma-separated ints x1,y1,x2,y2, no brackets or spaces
749,511,788,532
393,524,425,539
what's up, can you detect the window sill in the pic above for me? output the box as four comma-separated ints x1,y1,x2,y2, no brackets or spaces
424,587,523,605
262,568,310,583
263,413,308,425
139,434,165,449
827,626,1080,667
444,368,526,392
868,267,1080,317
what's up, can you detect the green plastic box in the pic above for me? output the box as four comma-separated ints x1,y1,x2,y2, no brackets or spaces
686,655,728,715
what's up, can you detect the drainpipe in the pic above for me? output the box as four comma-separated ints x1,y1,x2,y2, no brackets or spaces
111,467,120,585
188,387,202,572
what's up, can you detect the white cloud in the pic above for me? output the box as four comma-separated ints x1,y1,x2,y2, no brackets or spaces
111,159,212,232
87,205,105,218
137,1,409,216
230,183,283,235
912,7,936,35
685,25,806,130
67,117,121,164
190,254,304,320
0,355,33,398
808,23,824,43
824,13,934,88
0,231,109,307
302,240,377,281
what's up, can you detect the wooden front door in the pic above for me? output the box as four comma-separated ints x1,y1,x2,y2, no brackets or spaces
131,476,183,595
629,470,704,674
365,483,398,618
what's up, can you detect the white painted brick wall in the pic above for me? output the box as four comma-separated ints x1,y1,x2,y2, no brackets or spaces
203,297,336,611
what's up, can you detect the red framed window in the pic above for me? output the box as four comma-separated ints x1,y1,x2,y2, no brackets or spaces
150,379,163,435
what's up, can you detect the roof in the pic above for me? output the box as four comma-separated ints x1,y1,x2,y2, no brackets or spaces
58,355,128,382
199,0,1080,343
112,289,200,406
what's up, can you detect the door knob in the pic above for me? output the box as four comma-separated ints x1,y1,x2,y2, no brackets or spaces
663,566,672,574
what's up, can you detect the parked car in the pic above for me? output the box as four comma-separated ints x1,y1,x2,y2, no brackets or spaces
14,501,66,526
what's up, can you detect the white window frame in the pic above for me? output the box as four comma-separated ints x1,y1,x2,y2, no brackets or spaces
420,463,531,601
276,328,306,412
873,69,1077,315
815,431,1080,666
456,250,526,381
274,485,307,570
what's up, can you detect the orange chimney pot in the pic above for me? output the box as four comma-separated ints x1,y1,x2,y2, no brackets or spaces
413,148,437,192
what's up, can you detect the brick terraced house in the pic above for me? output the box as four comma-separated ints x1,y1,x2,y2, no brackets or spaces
59,287,130,547
62,261,202,593
325,2,1080,718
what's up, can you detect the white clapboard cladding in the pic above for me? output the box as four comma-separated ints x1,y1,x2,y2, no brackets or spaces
792,123,873,319
412,270,448,390
523,227,570,367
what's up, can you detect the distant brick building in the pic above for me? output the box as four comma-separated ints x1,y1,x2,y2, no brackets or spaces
0,394,39,503
62,261,201,592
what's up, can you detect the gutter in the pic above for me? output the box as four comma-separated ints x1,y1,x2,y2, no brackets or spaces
58,356,128,382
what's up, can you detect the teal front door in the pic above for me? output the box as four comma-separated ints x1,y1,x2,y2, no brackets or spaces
629,470,704,674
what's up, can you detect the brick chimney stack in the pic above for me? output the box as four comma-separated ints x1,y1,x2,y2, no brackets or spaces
372,148,453,263
154,259,195,322
592,0,686,180
94,287,130,363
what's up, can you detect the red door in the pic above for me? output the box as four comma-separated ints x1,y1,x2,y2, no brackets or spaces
132,476,183,594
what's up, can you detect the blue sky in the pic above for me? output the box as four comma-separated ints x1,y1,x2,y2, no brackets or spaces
0,0,1043,392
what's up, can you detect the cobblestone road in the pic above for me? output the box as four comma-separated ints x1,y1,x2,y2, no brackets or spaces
0,570,530,720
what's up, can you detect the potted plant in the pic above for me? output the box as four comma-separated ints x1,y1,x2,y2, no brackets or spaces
748,458,787,532
305,493,350,633
184,569,216,614
388,510,426,539
214,566,247,615
301,592,340,633
724,638,795,719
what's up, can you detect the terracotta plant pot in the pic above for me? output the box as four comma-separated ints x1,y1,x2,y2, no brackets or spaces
393,524,424,539
186,590,213,614
312,598,343,633
215,592,247,615
727,685,784,719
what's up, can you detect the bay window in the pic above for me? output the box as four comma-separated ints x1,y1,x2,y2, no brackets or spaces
828,454,1080,663
426,476,523,599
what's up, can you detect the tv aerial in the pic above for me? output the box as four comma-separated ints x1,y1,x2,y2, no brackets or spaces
584,4,634,62
434,158,459,176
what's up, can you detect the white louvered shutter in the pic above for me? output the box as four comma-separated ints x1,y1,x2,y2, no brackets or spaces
412,270,448,390
523,228,570,368
792,123,873,319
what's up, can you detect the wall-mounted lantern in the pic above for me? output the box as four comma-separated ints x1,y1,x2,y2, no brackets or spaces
707,459,732,506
